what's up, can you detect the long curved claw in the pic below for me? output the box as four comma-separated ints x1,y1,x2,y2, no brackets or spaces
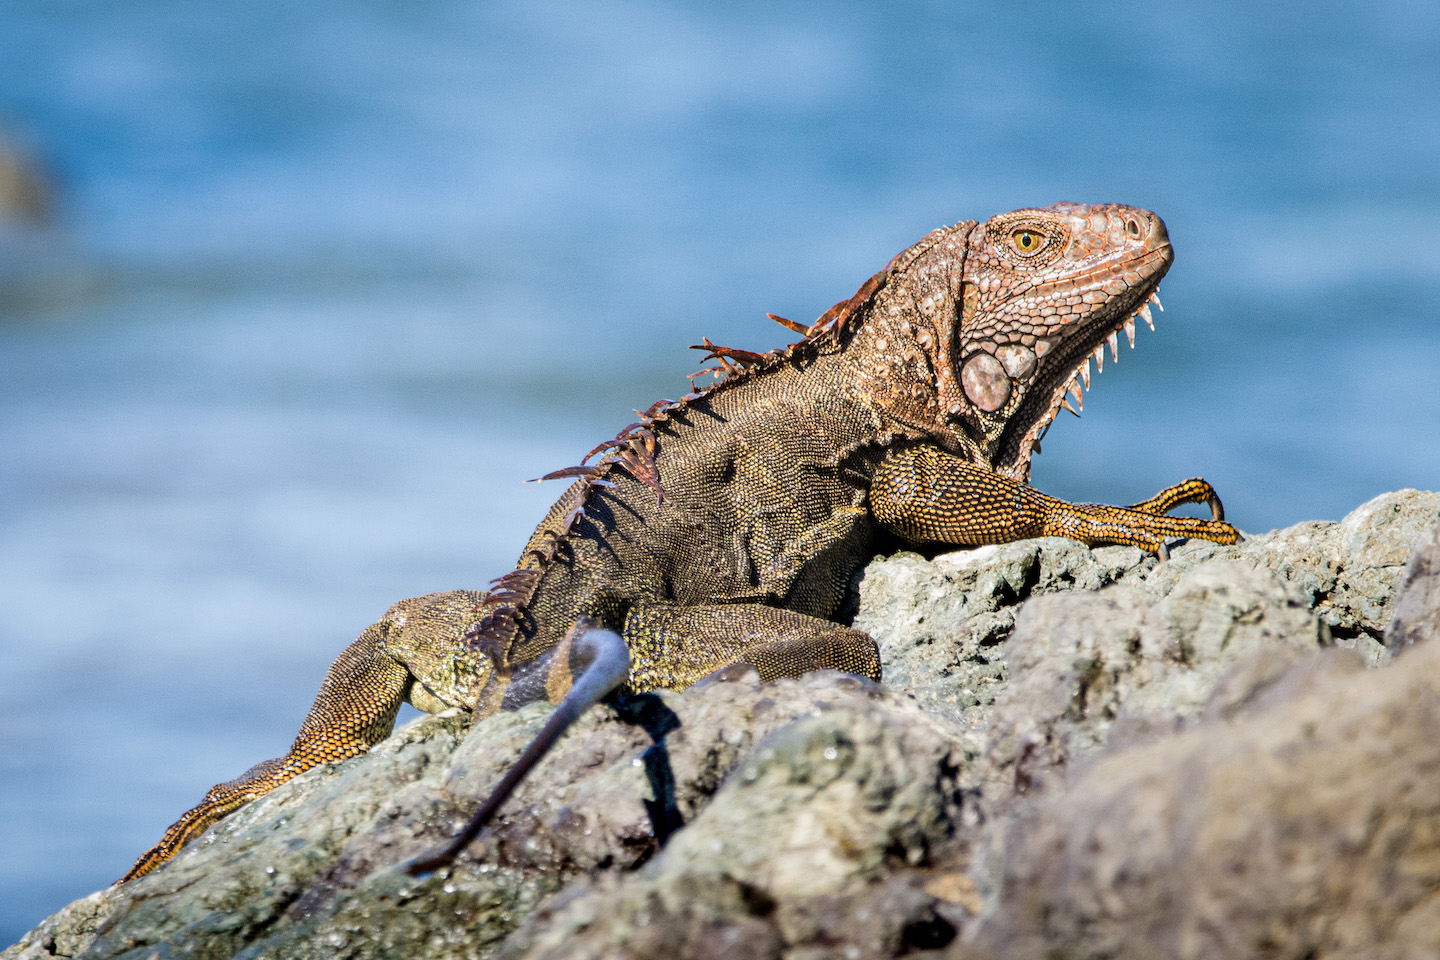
406,624,631,876
1127,478,1234,522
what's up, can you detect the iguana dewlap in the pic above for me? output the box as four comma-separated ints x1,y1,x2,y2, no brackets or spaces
120,202,1240,882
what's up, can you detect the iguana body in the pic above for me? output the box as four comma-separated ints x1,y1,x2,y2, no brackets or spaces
121,202,1240,882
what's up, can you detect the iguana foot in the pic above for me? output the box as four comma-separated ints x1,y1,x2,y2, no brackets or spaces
623,602,882,689
1127,477,1227,521
1041,498,1242,558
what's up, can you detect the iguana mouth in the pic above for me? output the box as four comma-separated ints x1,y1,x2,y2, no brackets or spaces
995,247,1170,478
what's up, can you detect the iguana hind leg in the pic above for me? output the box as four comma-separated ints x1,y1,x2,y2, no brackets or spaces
119,590,489,883
409,605,877,872
623,602,882,689
870,445,1241,559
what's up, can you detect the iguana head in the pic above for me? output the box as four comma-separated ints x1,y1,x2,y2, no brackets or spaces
858,202,1172,481
957,202,1172,478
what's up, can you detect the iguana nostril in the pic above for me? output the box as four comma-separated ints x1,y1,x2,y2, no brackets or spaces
1125,217,1143,239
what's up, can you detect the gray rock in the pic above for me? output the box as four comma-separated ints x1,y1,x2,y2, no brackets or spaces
1242,489,1440,643
6,675,968,960
853,538,1154,751
982,639,1440,960
499,692,972,960
7,489,1440,960
1386,523,1440,649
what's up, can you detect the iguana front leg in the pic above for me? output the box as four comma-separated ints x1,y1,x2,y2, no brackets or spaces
869,445,1240,559
119,590,490,883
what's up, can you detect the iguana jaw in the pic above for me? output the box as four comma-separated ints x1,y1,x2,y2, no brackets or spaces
950,203,1174,481
999,281,1167,479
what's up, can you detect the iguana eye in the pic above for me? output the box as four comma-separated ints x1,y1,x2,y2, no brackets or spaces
1010,229,1045,255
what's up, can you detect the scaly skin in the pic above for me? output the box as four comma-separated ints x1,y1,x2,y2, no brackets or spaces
120,203,1240,883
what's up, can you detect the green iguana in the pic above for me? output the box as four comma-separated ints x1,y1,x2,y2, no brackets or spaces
120,202,1240,883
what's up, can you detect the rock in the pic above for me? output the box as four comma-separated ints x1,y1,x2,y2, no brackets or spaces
982,640,1440,960
7,489,1440,960
854,538,1152,727
499,692,972,960
1386,523,1440,649
1246,490,1440,643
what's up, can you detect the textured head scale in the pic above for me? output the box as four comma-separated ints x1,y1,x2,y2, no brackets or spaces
943,202,1172,478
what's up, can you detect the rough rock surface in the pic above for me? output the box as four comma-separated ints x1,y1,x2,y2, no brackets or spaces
1387,521,1440,649
986,639,1440,960
8,489,1440,960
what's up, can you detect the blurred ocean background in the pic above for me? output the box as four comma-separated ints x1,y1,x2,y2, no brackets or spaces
2,0,1438,941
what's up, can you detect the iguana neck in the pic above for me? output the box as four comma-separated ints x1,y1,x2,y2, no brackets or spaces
838,220,979,458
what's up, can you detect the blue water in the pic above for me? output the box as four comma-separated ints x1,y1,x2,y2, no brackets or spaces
2,0,1438,942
